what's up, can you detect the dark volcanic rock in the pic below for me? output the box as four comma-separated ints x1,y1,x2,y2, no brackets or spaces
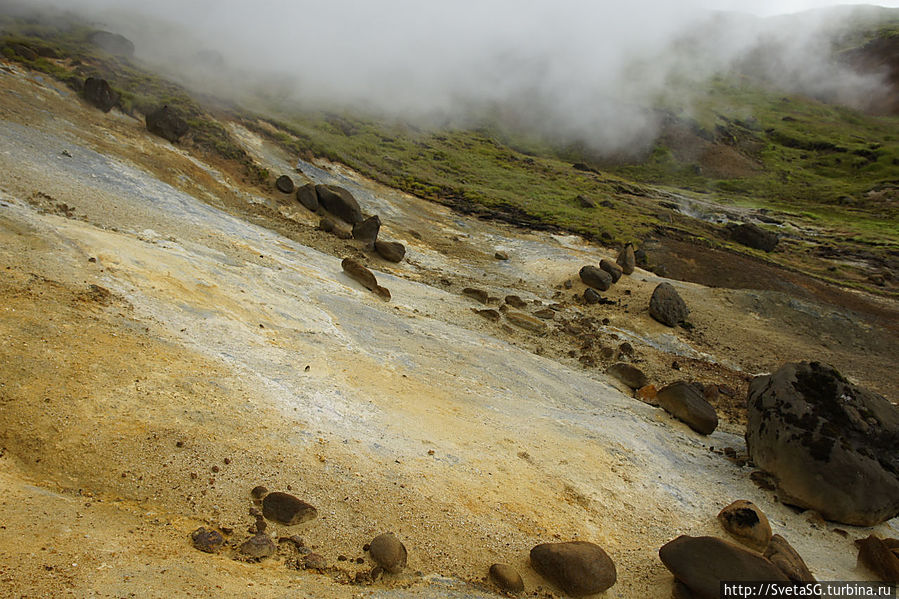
616,243,636,275
352,215,381,246
599,259,623,283
764,534,816,583
239,533,276,559
316,184,362,224
606,363,647,390
296,183,319,211
494,250,510,260
369,532,407,574
145,105,189,143
856,535,899,583
82,77,119,113
583,288,602,304
530,541,616,596
319,217,352,239
579,265,612,291
649,282,689,327
275,175,295,194
717,500,772,552
262,492,318,525
728,223,778,252
745,362,899,526
659,536,788,599
304,552,327,569
374,240,405,262
342,258,390,301
8,43,37,60
87,30,135,57
489,563,524,593
191,527,224,553
657,381,718,435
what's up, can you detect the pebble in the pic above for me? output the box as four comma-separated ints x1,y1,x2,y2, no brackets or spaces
489,563,524,593
190,527,224,553
368,532,407,574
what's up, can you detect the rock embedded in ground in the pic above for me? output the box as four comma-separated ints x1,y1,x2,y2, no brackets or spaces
718,500,772,552
504,295,527,309
374,239,405,263
530,541,617,596
583,288,603,304
275,175,295,194
82,77,119,113
649,282,689,327
606,363,647,390
856,535,899,583
659,535,788,599
190,527,224,553
656,381,718,435
352,215,381,247
462,287,490,304
534,308,555,320
296,183,319,211
728,222,778,252
368,532,407,574
261,491,318,525
764,534,816,582
579,265,613,291
342,258,390,301
474,309,500,321
250,485,268,502
745,361,899,526
315,184,362,224
505,311,547,334
494,251,509,260
145,105,189,143
239,533,276,559
616,243,636,275
599,259,623,283
304,552,327,570
489,563,524,593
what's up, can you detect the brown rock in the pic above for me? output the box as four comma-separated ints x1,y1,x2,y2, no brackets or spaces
599,259,623,283
190,527,224,553
649,282,689,327
717,500,772,552
374,240,405,263
764,534,816,582
505,311,547,334
489,563,524,593
579,265,612,291
275,175,295,194
463,287,490,304
239,533,276,559
296,183,319,211
856,535,899,583
352,215,381,247
304,552,327,570
659,536,787,599
261,492,318,525
616,243,636,275
474,309,500,321
637,384,659,406
530,541,617,595
504,295,528,309
495,251,510,260
315,184,362,224
606,363,647,390
369,532,407,574
657,381,718,435
342,258,390,301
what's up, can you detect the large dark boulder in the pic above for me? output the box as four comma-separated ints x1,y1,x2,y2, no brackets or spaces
87,30,135,57
599,259,623,283
275,175,295,194
296,183,319,211
579,265,612,291
82,77,119,113
659,536,787,599
316,184,362,224
745,362,899,526
352,215,381,247
657,381,718,435
649,282,689,327
530,541,616,595
145,105,189,143
728,223,778,252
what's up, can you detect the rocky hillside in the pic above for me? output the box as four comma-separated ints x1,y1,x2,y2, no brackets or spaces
0,4,898,598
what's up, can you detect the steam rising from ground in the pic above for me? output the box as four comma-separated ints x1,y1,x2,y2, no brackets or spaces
14,0,897,154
